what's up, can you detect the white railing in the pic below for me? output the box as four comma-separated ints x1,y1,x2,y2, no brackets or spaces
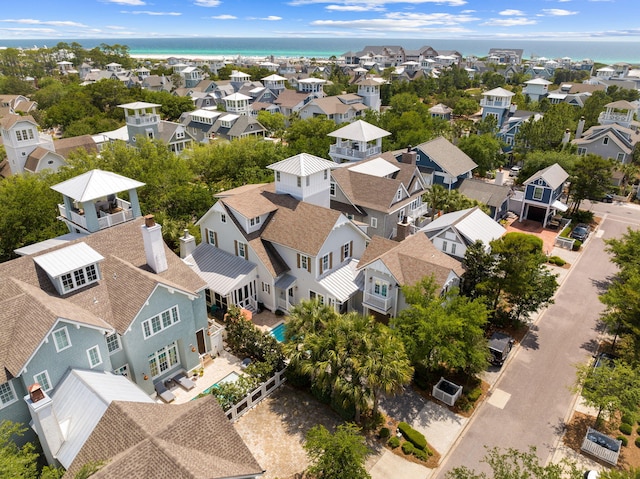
480,99,510,108
97,209,133,229
128,114,160,126
363,291,392,312
226,369,287,422
408,203,430,220
277,297,294,313
330,145,381,159
59,199,134,231
432,377,463,406
599,112,630,123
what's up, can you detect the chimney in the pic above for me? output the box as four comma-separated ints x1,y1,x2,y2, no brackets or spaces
495,168,507,186
179,229,196,259
141,214,168,273
562,128,571,145
395,217,410,242
576,116,585,139
25,384,64,466
401,146,417,165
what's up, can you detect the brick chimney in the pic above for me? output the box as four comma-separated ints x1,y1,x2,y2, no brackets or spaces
395,217,411,242
141,214,168,273
179,229,196,259
25,383,64,466
401,146,416,165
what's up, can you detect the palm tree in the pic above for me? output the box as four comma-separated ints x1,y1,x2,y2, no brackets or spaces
423,184,449,220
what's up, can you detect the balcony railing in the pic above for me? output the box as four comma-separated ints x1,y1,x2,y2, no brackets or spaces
277,297,294,313
408,203,430,220
363,291,392,312
329,145,381,159
58,198,133,232
599,112,631,123
480,99,510,108
127,114,159,126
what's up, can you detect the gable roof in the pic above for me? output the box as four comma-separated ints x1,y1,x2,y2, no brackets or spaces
523,163,569,189
419,206,506,246
414,136,478,177
327,119,391,142
53,135,99,158
458,178,511,208
64,394,263,479
359,233,463,290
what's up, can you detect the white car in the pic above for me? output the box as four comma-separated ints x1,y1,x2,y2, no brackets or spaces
509,166,521,177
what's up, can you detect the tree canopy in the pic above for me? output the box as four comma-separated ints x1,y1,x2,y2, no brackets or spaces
304,423,371,479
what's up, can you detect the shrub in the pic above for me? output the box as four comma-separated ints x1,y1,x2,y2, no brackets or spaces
379,427,390,439
413,448,429,461
572,210,594,225
387,436,400,448
622,413,636,425
466,387,482,403
619,422,633,435
560,226,572,238
572,240,582,251
635,436,640,448
548,256,566,266
398,421,427,450
402,441,416,455
618,435,629,447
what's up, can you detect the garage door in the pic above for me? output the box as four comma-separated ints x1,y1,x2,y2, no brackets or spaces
527,205,546,222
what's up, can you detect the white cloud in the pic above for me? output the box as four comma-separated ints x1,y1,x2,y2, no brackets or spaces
312,12,479,32
499,9,525,16
482,17,537,26
103,0,145,5
194,0,221,6
291,0,467,6
326,5,386,11
211,14,237,19
120,10,182,15
0,27,57,33
262,16,283,21
541,8,578,15
0,19,88,27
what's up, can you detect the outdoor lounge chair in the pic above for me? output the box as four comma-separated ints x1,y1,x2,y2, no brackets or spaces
154,381,176,403
173,371,196,391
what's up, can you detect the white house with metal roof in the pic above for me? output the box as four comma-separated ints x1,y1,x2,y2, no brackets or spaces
328,119,391,163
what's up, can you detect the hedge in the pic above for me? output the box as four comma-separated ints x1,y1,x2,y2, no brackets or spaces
618,435,629,447
379,427,390,439
548,256,566,266
622,413,635,425
572,240,582,251
620,422,633,435
413,448,429,461
402,441,415,455
635,436,640,448
466,387,482,403
398,421,427,450
388,436,400,448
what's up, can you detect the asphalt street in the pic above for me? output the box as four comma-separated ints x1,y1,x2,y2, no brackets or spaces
435,200,640,478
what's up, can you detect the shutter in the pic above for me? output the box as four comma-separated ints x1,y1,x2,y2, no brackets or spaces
205,228,210,244
329,252,333,269
297,253,300,268
340,245,344,262
319,258,323,275
214,232,218,247
349,240,353,258
244,244,248,261
234,240,238,256
307,257,311,273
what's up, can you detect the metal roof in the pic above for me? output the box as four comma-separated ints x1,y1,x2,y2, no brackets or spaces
51,369,154,469
117,101,161,109
317,259,360,302
420,207,506,247
268,153,336,176
348,157,400,178
185,243,256,296
50,169,145,202
328,119,391,142
14,233,88,257
33,242,104,278
483,87,515,97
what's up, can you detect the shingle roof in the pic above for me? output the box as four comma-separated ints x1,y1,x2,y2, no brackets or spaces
64,396,264,479
53,135,98,158
0,218,207,380
359,234,463,291
458,178,511,208
523,163,569,189
415,136,477,177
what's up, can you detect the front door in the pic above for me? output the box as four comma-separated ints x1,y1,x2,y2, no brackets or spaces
196,329,206,355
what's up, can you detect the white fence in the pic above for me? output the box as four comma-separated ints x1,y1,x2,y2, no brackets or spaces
432,377,463,407
581,427,621,465
225,369,287,422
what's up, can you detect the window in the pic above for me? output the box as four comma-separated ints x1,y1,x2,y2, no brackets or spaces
370,217,378,228
309,291,324,304
221,213,226,223
306,176,310,187
442,241,448,252
262,282,271,294
342,242,352,261
297,176,301,187
148,342,180,378
276,171,281,182
373,279,388,297
533,186,544,201
142,305,180,339
113,364,129,377
603,137,609,145
617,153,626,162
53,327,71,352
451,243,457,255
324,170,328,180
235,240,248,259
577,147,587,156
106,333,121,354
298,254,310,272
396,189,402,201
207,229,217,247
87,346,102,368
176,130,185,139
59,264,100,293
15,129,34,142
33,371,52,392
250,216,261,227
321,254,330,272
330,182,336,196
0,382,16,408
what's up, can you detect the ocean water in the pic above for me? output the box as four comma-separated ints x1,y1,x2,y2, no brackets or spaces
0,37,638,65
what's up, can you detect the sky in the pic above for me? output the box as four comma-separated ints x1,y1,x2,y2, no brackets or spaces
0,0,638,41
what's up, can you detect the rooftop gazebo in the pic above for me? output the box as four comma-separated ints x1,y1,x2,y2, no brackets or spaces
52,169,145,234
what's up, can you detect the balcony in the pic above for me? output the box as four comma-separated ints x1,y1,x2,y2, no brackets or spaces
480,99,510,108
58,198,133,232
408,203,430,221
599,112,631,123
127,114,160,126
329,145,381,160
363,291,392,312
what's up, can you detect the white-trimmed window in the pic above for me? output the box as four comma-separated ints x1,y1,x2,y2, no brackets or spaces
53,327,71,352
106,333,121,354
342,242,352,260
142,305,180,339
442,241,448,252
262,282,271,294
250,216,261,227
451,243,457,255
207,229,217,247
114,364,129,377
324,170,328,180
373,279,388,297
309,290,324,304
577,147,587,156
301,255,309,271
617,153,626,162
60,264,99,293
235,241,248,259
330,182,336,196
148,342,180,378
0,382,16,408
221,213,227,223
370,217,378,228
533,186,544,201
603,137,609,145
321,254,330,272
33,371,52,392
87,346,102,368
276,171,281,181
297,176,302,187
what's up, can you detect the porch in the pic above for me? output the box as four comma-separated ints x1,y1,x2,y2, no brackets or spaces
58,197,134,232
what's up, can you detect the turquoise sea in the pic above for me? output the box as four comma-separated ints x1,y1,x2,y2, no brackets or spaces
0,38,638,65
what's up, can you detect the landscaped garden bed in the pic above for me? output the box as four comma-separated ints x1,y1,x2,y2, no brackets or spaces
377,415,441,468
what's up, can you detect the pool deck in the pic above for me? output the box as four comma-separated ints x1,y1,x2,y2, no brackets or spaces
164,349,245,404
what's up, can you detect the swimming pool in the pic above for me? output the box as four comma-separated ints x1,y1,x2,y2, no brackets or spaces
270,322,287,342
201,371,241,396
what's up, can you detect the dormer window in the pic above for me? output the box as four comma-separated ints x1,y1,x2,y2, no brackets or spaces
33,243,104,296
176,130,185,139
250,216,261,227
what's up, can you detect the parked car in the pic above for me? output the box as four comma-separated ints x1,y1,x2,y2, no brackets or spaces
602,193,614,203
593,352,617,370
509,166,521,177
570,223,590,242
488,332,515,367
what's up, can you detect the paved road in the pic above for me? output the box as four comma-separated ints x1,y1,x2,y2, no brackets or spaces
435,203,640,478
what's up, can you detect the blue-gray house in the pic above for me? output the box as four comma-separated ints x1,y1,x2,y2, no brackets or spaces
0,175,212,447
407,136,478,189
519,163,569,227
